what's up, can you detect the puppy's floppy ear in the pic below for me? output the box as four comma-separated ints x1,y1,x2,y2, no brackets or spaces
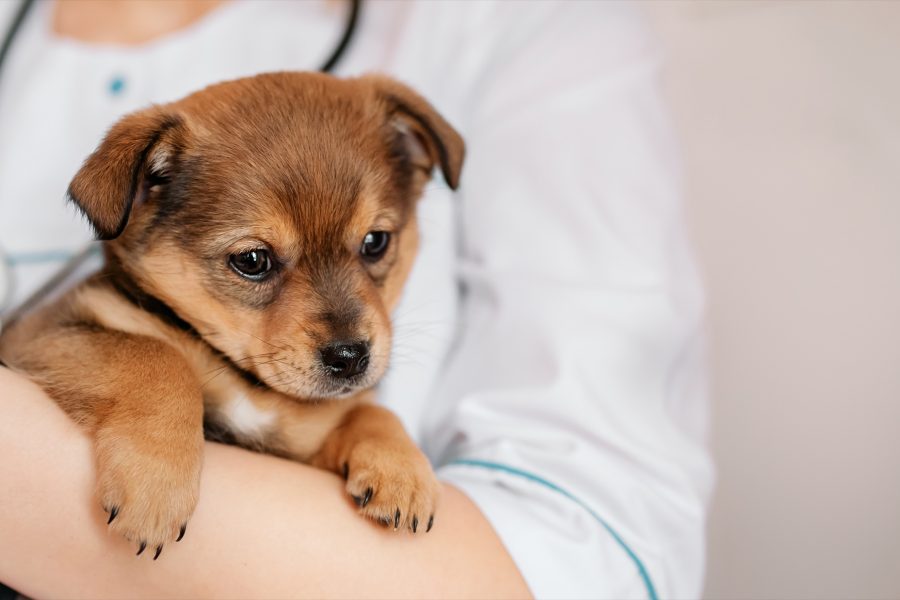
68,108,184,240
366,75,465,190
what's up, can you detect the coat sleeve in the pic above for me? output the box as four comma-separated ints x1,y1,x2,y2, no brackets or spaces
422,4,714,598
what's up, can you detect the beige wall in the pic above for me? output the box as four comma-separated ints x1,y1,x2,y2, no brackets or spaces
641,2,900,598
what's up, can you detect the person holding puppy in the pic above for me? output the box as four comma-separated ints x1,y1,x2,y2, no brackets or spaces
0,1,712,598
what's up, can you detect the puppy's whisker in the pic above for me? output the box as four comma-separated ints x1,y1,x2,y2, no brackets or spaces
391,301,451,318
232,328,293,353
386,357,426,368
201,366,232,387
271,358,298,370
233,351,276,359
200,352,276,386
392,317,449,331
393,316,448,328
233,352,277,363
289,316,319,342
267,370,298,388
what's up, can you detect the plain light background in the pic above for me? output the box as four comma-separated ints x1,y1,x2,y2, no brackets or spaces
641,1,900,598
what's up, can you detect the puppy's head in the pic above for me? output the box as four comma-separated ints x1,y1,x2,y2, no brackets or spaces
68,73,464,399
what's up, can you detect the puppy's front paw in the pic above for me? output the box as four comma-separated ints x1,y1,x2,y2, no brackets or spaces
343,442,440,534
95,429,202,559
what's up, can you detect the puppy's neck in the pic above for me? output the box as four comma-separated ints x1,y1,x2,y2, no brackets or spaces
101,254,273,393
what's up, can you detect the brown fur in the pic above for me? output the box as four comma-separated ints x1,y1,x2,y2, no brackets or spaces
0,72,464,556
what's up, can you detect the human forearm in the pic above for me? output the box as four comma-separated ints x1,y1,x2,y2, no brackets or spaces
0,368,530,599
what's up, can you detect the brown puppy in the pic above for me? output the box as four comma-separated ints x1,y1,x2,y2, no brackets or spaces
0,72,464,559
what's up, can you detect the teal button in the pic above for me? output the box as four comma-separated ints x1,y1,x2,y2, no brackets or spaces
108,75,126,96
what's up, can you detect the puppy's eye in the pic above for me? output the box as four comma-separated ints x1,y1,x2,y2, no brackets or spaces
360,231,391,261
229,249,273,280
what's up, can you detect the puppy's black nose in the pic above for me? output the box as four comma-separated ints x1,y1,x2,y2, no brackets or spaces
320,342,370,379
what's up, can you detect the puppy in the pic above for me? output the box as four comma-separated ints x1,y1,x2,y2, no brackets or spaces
0,72,464,559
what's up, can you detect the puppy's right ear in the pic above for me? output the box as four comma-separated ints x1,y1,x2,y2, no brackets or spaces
68,109,184,240
363,75,465,190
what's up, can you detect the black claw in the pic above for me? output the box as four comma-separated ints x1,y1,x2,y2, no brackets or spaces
412,516,419,533
136,541,147,556
363,487,373,507
380,516,392,527
393,509,401,530
177,524,187,542
352,493,365,507
107,506,119,525
342,462,349,479
153,545,163,560
426,515,434,532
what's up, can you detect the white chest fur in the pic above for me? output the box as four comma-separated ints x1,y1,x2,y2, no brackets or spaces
222,392,277,438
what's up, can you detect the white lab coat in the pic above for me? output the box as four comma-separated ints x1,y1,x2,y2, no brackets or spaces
0,2,713,597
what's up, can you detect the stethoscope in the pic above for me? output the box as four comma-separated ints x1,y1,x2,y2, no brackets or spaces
0,0,361,331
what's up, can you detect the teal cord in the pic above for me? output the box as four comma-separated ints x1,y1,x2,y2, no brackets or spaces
5,249,83,266
448,458,659,600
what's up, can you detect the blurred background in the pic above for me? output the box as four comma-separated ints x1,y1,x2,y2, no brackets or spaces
641,1,900,598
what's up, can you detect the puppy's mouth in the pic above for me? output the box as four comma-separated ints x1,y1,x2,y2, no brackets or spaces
318,376,372,399
264,369,379,402
249,340,383,401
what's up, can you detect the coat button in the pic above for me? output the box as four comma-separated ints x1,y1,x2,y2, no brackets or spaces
108,75,127,96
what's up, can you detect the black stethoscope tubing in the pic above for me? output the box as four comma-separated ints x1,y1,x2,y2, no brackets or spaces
0,0,33,74
1,0,361,76
0,0,361,328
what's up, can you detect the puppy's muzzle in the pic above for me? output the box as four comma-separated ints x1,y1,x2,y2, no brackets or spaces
320,341,370,379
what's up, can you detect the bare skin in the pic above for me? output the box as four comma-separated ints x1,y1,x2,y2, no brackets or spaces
0,367,530,598
53,0,227,45
0,1,531,597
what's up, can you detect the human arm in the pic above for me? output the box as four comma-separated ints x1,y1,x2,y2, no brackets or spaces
417,3,714,598
0,367,530,599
